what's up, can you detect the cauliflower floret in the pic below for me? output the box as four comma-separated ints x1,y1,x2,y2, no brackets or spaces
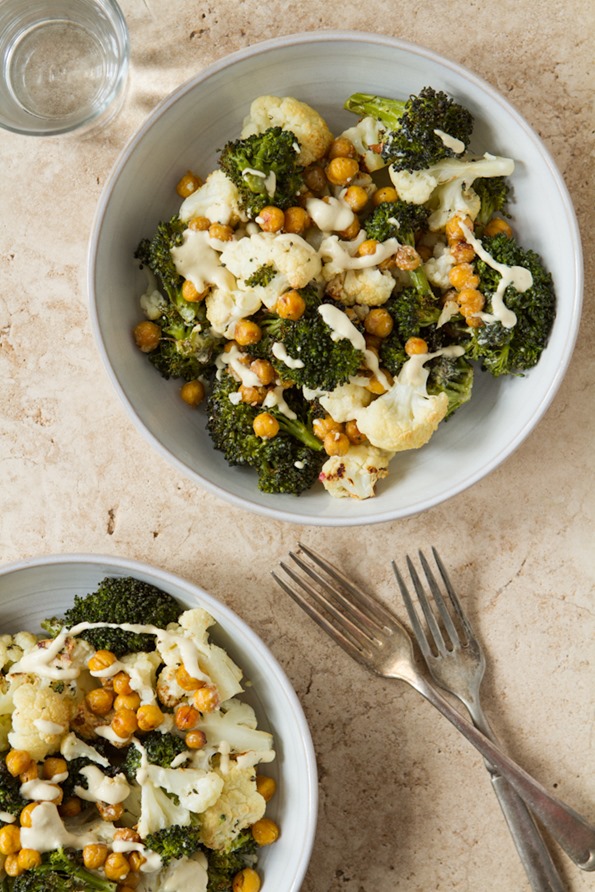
317,382,373,422
325,267,395,307
199,761,266,850
338,115,387,172
424,240,455,291
197,699,274,760
241,95,334,167
220,231,321,292
320,444,393,499
145,763,224,815
156,853,208,892
120,651,161,705
354,350,454,452
205,285,262,337
8,682,76,760
0,632,38,673
178,169,246,226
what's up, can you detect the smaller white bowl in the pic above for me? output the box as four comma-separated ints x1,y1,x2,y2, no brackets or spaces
89,31,582,525
0,554,317,892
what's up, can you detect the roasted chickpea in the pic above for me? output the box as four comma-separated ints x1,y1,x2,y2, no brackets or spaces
342,185,369,212
85,687,115,716
111,708,138,739
372,186,398,205
449,262,479,291
209,222,234,241
136,704,165,732
337,216,361,240
255,775,277,802
312,416,343,441
43,757,67,780
450,239,475,264
133,321,161,353
303,164,327,194
104,852,131,883
20,802,40,827
96,801,124,821
253,412,280,439
193,684,220,714
175,664,204,691
83,843,109,870
283,205,310,234
345,419,367,445
326,156,359,186
257,206,285,233
275,290,306,321
356,238,379,257
234,319,262,346
394,245,421,271
404,337,429,356
328,136,357,159
445,214,473,243
188,215,211,231
186,729,208,750
59,797,82,818
0,824,21,855
5,750,33,778
175,704,200,730
88,650,118,673
233,868,262,892
250,358,276,385
239,384,267,405
484,217,513,238
176,171,202,198
251,818,280,846
112,671,133,695
364,308,393,338
323,430,350,457
3,854,21,877
180,379,206,407
114,692,141,712
17,849,42,871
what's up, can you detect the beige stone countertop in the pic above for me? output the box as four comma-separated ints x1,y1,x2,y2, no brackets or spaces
1,1,594,890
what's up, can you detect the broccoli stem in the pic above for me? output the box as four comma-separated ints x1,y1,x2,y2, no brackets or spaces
275,413,323,452
344,93,407,129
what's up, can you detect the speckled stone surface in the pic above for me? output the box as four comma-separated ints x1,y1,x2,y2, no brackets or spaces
1,1,594,890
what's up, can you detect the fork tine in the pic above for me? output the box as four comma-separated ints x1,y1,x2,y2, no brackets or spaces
391,560,434,662
297,542,400,631
431,547,475,644
418,550,460,649
271,566,376,670
405,555,449,656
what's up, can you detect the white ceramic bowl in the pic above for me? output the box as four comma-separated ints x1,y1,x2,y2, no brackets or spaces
0,554,317,892
88,31,582,526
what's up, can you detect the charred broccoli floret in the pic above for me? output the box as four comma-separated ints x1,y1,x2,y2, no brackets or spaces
344,86,474,171
473,176,512,231
10,848,116,892
122,731,188,781
427,351,474,418
219,126,304,218
206,832,258,892
0,759,27,822
144,824,202,866
363,199,433,300
135,215,186,302
42,577,182,658
466,233,556,376
206,372,324,495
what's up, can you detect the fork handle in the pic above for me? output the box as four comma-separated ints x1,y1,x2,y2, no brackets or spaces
409,674,595,871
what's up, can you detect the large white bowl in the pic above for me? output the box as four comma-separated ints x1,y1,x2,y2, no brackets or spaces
88,31,582,526
0,554,317,892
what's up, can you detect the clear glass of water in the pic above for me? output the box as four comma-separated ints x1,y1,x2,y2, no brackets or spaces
0,0,129,136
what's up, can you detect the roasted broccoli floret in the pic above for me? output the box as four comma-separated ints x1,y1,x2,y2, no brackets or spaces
473,176,512,231
427,351,474,418
206,832,257,892
384,286,443,343
148,300,223,382
10,848,116,892
0,758,27,821
219,126,303,218
254,287,366,392
466,233,556,376
206,372,324,495
123,731,188,781
344,86,474,171
135,215,187,302
144,824,203,865
363,199,433,300
244,263,276,287
42,577,182,658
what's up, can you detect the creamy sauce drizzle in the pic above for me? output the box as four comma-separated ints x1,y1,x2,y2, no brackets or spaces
171,229,236,293
272,341,304,369
320,235,401,271
434,129,466,154
317,304,390,390
262,385,298,420
74,765,130,805
306,196,355,232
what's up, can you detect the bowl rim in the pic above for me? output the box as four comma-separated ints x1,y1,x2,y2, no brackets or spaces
88,29,584,527
0,552,319,891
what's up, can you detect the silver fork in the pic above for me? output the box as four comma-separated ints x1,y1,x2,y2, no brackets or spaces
272,543,595,873
393,549,565,892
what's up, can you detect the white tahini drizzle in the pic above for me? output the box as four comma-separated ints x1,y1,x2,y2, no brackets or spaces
460,222,532,328
433,129,466,154
317,304,391,391
305,196,355,232
74,765,130,805
272,341,304,369
171,229,236,294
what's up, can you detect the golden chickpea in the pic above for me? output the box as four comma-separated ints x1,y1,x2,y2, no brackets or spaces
114,692,141,712
326,156,359,186
88,650,118,673
111,708,138,739
132,320,161,353
323,430,350,457
364,308,393,338
484,217,513,237
20,802,40,827
186,729,208,750
234,319,262,346
188,215,211,231
345,419,367,445
448,262,477,290
257,206,285,233
175,704,200,730
193,684,220,714
86,686,115,716
115,828,142,844
175,664,204,691
112,671,132,695
458,288,485,323
104,852,131,883
365,373,391,395
128,851,146,873
43,757,67,780
445,214,473,243
253,412,280,439
209,222,234,241
337,216,361,240
17,849,42,871
255,775,276,802
251,817,280,846
4,854,21,877
180,379,206,407
357,238,379,257
303,164,327,194
176,171,202,198
312,415,343,441
83,843,109,870
328,136,357,159
276,290,306,321
405,337,429,356
5,750,33,778
96,801,124,821
394,245,421,271
233,867,262,892
250,358,276,385
342,185,369,212
59,797,82,818
239,384,267,405
372,186,399,205
281,208,309,237
136,703,165,732
0,824,21,855
450,239,475,264
19,762,38,783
